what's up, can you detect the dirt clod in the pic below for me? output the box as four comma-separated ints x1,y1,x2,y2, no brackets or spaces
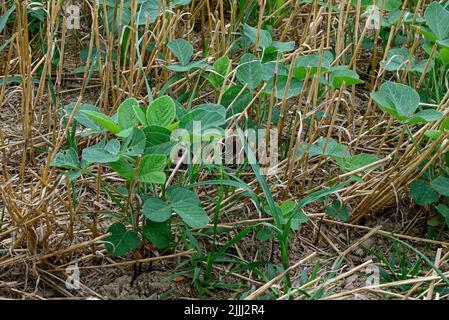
98,271,191,300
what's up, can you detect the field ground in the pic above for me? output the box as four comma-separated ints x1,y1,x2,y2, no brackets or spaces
1,0,449,300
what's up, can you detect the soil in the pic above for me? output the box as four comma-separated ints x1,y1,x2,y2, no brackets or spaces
97,269,193,300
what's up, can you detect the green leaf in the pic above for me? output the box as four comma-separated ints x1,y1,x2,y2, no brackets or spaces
66,170,83,182
0,5,15,34
294,51,334,80
309,137,350,158
381,48,410,71
410,59,434,74
116,127,134,138
260,46,280,62
243,24,272,49
407,109,443,124
211,56,230,87
137,154,167,184
167,39,193,66
325,200,350,222
414,25,439,42
289,211,309,230
179,104,226,132
436,204,449,227
172,0,192,6
437,39,449,49
81,110,120,134
443,117,449,131
370,91,397,117
136,0,164,25
166,187,200,206
384,0,402,10
121,128,146,156
279,200,307,230
261,62,288,81
279,200,296,216
381,48,433,74
235,126,294,267
285,183,348,231
351,0,401,10
144,134,176,156
106,4,131,30
222,85,253,118
50,148,80,169
109,156,135,181
294,181,349,211
256,227,272,241
370,81,420,119
104,222,141,257
428,215,444,227
164,186,207,228
146,95,176,127
424,2,449,41
82,140,121,163
174,100,187,120
386,10,418,27
133,104,148,126
271,40,295,52
171,202,209,228
143,197,172,222
410,180,439,206
329,66,363,88
66,103,102,132
236,53,263,89
117,98,139,130
424,129,442,140
102,138,121,153
236,127,283,228
263,76,304,99
143,221,174,249
165,59,208,72
144,125,171,147
431,176,449,196
336,153,380,173
438,47,449,66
